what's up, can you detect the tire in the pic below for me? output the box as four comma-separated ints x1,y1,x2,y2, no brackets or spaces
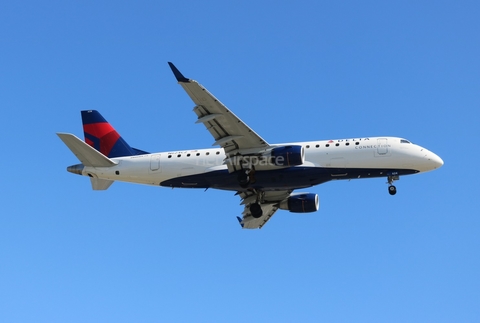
250,203,263,218
388,185,397,195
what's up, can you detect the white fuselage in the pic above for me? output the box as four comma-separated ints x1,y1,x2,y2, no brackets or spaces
78,137,443,190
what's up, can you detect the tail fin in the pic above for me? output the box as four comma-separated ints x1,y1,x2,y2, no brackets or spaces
81,110,137,158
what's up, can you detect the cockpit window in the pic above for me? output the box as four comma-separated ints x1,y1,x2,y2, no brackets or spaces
400,139,411,144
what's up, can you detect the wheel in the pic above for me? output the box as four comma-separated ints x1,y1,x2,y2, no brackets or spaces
250,203,263,218
388,185,397,195
237,172,250,188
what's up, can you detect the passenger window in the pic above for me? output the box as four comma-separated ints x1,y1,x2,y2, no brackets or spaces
177,154,181,157
306,145,310,148
168,155,172,158
326,144,330,147
346,143,350,146
335,143,339,147
187,154,191,157
216,151,220,155
355,142,359,145
196,153,200,156
315,144,319,148
206,152,210,155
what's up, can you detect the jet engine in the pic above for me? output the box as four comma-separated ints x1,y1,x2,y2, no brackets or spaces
271,145,304,166
279,193,319,213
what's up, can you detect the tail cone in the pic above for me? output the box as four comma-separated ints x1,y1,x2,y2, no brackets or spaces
67,164,84,175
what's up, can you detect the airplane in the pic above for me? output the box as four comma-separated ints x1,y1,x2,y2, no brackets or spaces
57,62,444,229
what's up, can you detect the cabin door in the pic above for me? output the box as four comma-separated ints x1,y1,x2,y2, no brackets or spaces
150,154,161,172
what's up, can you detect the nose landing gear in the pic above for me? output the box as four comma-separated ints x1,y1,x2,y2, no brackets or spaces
388,185,397,195
387,174,399,195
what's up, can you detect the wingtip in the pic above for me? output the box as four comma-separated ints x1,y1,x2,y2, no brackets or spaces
168,62,189,82
236,216,244,228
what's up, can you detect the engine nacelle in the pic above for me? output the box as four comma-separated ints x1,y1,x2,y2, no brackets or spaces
271,145,305,166
279,193,319,213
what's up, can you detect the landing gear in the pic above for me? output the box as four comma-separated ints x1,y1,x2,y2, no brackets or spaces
388,185,397,195
250,202,263,218
237,165,256,188
237,171,250,188
247,190,264,218
387,175,399,196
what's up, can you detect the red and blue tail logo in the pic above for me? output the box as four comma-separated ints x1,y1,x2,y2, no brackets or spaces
81,110,137,158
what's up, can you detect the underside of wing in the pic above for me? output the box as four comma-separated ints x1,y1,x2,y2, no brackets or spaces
168,62,269,155
237,190,292,229
238,202,278,229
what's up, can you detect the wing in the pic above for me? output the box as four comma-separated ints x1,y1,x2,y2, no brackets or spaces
236,190,292,229
168,62,269,155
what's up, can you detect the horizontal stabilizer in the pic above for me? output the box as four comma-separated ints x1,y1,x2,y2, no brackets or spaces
57,133,117,167
90,177,114,190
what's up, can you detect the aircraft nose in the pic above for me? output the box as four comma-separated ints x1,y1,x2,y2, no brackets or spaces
433,154,444,168
425,152,444,170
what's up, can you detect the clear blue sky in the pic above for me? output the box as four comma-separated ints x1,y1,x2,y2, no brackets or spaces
1,1,479,322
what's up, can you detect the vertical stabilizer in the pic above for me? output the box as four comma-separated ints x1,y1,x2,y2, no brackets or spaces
81,110,137,158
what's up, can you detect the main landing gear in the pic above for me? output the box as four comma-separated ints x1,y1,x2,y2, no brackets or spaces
237,171,249,188
387,175,399,196
236,162,263,217
246,189,264,219
237,165,256,188
250,202,263,218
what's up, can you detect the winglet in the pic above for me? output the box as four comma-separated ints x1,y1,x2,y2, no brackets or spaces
236,216,244,228
168,62,189,82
